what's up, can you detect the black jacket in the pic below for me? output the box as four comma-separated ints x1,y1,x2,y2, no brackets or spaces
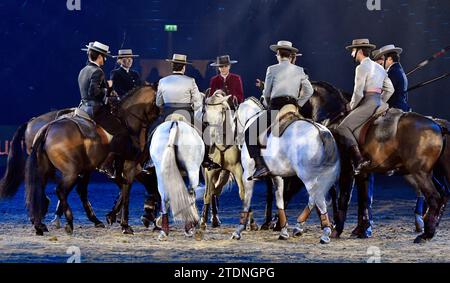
78,62,110,116
387,63,410,112
110,67,142,97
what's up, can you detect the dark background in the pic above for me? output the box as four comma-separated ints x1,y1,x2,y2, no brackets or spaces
0,0,449,126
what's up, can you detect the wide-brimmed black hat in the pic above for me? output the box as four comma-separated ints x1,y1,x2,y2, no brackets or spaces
210,55,238,67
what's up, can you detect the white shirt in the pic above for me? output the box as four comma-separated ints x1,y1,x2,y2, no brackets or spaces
156,73,203,111
262,59,314,107
350,57,395,110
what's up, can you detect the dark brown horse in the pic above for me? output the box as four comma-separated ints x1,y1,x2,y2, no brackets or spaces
0,107,160,230
25,86,159,235
309,81,449,243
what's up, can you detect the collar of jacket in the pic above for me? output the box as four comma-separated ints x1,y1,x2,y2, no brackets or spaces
88,60,101,67
121,65,130,73
387,62,399,72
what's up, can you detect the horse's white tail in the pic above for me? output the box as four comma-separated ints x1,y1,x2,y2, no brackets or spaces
161,122,199,224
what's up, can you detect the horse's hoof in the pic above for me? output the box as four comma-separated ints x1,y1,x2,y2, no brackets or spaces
231,232,241,240
158,231,168,241
260,222,271,230
64,224,73,235
122,226,134,235
184,229,194,238
51,216,61,229
414,234,430,244
141,216,151,228
292,223,305,237
194,230,204,241
35,229,44,236
249,222,258,231
106,214,116,226
320,227,332,244
153,226,162,232
41,224,49,233
200,221,207,231
278,226,289,240
95,222,106,228
211,217,221,228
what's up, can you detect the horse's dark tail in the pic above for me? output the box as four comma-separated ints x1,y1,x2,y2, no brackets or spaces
0,122,28,199
25,125,49,223
318,127,339,166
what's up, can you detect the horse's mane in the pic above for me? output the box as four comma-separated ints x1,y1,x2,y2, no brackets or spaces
119,85,154,106
312,81,348,104
205,89,229,106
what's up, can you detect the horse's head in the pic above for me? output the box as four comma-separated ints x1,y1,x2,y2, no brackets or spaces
204,90,232,127
309,81,348,126
235,97,265,145
119,86,159,134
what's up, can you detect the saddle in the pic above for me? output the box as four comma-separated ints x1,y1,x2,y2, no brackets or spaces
258,104,303,148
64,108,113,141
353,105,404,146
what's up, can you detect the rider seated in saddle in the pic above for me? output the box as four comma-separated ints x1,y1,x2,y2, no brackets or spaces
245,40,314,180
336,39,394,175
372,44,410,112
78,41,139,179
142,54,221,172
110,49,143,98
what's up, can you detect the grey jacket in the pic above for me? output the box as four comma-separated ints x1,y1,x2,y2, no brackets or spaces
350,57,395,110
262,59,314,107
156,73,203,111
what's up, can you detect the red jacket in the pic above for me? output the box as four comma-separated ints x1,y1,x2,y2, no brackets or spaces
209,73,244,103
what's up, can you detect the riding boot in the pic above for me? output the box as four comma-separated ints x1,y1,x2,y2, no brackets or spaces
99,152,117,179
350,145,371,175
202,145,221,170
247,144,270,180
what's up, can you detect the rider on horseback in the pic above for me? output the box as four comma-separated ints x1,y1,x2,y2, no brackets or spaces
78,41,138,179
336,39,395,175
245,40,314,180
142,54,220,172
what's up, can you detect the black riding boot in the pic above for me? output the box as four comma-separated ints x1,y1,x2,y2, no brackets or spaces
202,145,221,170
99,152,117,179
350,145,371,175
247,145,270,180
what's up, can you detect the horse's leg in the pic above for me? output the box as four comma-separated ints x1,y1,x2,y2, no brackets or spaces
119,182,134,235
405,172,442,243
55,174,78,235
74,173,105,228
272,176,289,240
231,177,254,240
106,188,122,225
184,169,203,240
273,176,302,231
261,179,274,230
331,159,355,238
314,189,333,245
200,169,219,230
293,196,314,237
351,173,373,238
211,170,230,228
155,167,170,241
136,171,160,229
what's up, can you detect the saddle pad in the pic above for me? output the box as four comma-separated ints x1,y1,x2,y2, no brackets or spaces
354,107,403,145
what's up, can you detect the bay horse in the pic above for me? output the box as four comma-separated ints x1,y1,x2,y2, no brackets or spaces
310,81,449,243
24,86,159,235
234,97,340,243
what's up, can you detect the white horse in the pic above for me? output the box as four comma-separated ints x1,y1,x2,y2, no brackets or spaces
150,118,204,241
235,97,340,243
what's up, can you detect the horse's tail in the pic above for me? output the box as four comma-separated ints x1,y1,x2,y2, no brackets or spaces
25,124,50,223
161,122,199,224
0,122,28,199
